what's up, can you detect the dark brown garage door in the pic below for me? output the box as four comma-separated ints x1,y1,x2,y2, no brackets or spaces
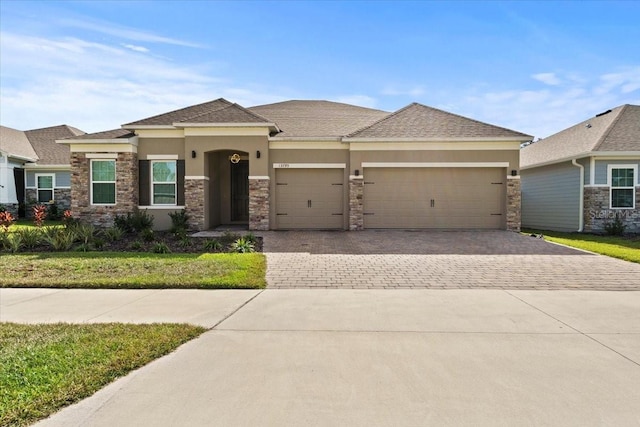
363,168,505,229
275,169,344,229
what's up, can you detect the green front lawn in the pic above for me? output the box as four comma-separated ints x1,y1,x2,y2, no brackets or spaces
0,252,266,288
524,229,640,264
0,322,206,427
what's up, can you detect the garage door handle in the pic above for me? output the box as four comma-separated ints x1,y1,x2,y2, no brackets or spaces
276,183,288,185
332,183,343,186
308,200,312,208
491,213,502,216
364,182,375,185
491,182,503,185
363,213,374,215
276,213,287,216
332,213,343,216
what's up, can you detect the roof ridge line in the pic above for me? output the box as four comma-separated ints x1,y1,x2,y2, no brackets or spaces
123,98,232,126
592,105,627,152
346,103,416,137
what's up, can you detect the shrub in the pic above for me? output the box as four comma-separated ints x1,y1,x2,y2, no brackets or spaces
43,226,76,251
230,237,255,253
74,223,96,246
33,204,47,227
129,240,143,250
169,210,190,234
5,233,23,253
48,202,61,220
93,237,105,250
220,231,241,245
140,228,155,242
114,210,154,233
152,241,171,254
0,211,15,232
243,232,258,244
17,228,43,250
62,210,80,228
604,212,626,236
102,226,124,242
203,239,222,252
178,235,192,249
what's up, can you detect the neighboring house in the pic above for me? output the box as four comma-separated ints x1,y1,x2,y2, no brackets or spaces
0,126,38,216
0,125,84,217
58,99,531,231
521,104,640,233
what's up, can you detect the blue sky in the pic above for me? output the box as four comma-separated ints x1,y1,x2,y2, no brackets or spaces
1,1,638,139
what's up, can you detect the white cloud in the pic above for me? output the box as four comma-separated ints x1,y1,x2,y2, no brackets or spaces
0,31,286,132
59,17,202,48
532,73,561,86
123,44,149,53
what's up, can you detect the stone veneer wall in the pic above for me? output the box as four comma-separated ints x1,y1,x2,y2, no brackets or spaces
249,178,269,231
184,178,206,230
583,187,640,233
506,177,521,232
1,203,19,218
349,176,364,231
70,152,138,228
25,188,71,217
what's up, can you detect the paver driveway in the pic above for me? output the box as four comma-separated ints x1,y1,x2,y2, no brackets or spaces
262,230,640,290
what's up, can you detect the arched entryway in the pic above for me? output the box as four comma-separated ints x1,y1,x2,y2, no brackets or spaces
207,150,249,228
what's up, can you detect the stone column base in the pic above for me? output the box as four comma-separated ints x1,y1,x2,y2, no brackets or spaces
349,176,364,231
249,177,269,231
185,178,206,231
506,177,521,232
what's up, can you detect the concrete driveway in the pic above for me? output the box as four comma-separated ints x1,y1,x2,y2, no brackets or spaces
262,230,640,290
16,288,638,427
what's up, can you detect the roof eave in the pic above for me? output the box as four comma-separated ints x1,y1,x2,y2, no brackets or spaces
343,136,532,143
56,137,139,146
521,150,640,170
269,136,343,142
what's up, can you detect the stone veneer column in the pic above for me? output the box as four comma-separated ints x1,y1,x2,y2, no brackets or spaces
184,178,206,231
506,176,521,232
349,175,364,231
70,152,138,228
249,177,270,231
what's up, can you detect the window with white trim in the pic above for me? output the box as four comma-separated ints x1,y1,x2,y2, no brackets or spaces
610,166,636,209
36,174,54,203
151,160,176,205
91,160,116,205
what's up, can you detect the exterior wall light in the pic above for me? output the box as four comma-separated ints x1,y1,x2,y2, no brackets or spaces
256,150,261,159
191,150,197,159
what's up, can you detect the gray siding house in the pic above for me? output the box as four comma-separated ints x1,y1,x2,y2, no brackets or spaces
521,105,640,233
0,124,84,217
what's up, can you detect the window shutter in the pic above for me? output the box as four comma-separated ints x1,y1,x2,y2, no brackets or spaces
177,160,185,206
139,160,150,206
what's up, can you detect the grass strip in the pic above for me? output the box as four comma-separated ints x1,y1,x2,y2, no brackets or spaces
0,252,266,288
524,229,640,264
0,322,206,427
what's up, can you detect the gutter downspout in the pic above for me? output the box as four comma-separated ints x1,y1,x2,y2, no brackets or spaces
572,159,584,232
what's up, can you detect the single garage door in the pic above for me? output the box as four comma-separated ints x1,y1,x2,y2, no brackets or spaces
363,168,505,229
275,168,344,229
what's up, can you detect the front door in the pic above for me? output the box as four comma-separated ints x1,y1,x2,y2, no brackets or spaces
230,160,249,222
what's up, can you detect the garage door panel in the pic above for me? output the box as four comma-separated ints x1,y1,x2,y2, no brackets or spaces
275,169,344,229
363,168,504,229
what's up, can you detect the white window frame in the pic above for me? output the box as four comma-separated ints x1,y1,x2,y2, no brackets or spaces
35,173,55,204
608,164,637,209
151,160,177,206
90,159,116,206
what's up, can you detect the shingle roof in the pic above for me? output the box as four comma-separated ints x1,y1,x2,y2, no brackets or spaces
348,103,533,140
64,128,136,140
521,104,640,168
0,125,38,161
123,98,272,127
25,125,85,165
248,100,389,138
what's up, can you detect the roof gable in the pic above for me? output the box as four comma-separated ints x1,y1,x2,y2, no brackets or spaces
123,98,272,127
521,104,639,168
348,103,532,140
25,125,85,165
0,125,38,161
249,100,389,138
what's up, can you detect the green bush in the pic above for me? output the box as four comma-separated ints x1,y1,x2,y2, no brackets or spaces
43,226,76,251
5,233,23,253
152,241,171,254
140,228,155,242
17,228,43,250
230,237,255,253
102,226,124,242
169,210,190,234
604,212,626,236
203,239,222,252
114,210,154,233
129,240,143,251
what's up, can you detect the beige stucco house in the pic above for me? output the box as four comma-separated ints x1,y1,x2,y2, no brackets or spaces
58,99,531,231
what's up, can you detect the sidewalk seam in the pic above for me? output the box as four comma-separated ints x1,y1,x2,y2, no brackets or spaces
210,290,265,330
504,290,640,368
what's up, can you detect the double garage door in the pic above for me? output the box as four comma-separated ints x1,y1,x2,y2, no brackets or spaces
363,167,505,229
274,167,505,229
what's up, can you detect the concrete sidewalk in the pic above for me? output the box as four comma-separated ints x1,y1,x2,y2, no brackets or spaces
1,288,637,427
